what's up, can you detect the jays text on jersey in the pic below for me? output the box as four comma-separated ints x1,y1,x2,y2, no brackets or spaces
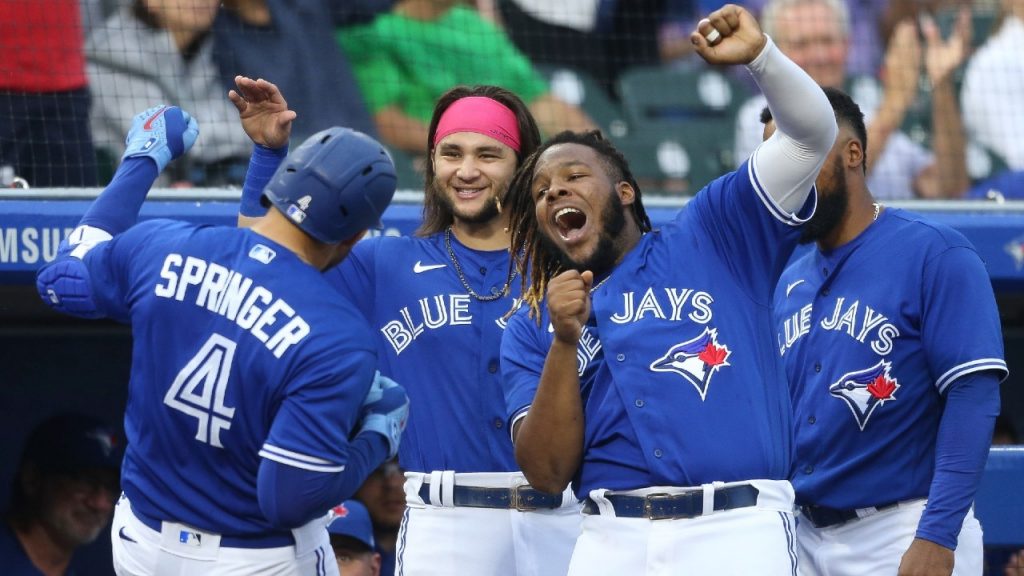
502,160,813,497
773,208,1008,509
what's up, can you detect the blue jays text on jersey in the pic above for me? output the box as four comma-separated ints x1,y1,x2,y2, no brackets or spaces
779,294,899,357
502,161,815,498
326,231,520,474
72,219,377,537
773,208,1008,510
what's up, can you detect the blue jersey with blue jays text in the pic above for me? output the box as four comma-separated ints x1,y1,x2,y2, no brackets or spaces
502,161,813,497
773,208,1007,509
326,232,519,473
81,219,377,536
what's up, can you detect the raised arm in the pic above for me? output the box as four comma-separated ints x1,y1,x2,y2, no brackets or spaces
693,5,836,214
36,106,198,318
228,75,295,227
916,11,970,199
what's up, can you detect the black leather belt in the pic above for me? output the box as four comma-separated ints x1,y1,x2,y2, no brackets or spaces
582,484,760,520
800,501,902,528
418,483,563,511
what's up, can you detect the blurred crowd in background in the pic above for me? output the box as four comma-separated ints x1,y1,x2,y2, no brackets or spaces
2,0,1024,199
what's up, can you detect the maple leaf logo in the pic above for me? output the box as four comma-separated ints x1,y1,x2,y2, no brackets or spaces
699,342,728,366
829,360,901,431
867,374,897,399
650,328,732,401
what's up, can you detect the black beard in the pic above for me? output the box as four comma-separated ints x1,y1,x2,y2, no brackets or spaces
800,155,848,244
433,180,502,225
540,195,627,276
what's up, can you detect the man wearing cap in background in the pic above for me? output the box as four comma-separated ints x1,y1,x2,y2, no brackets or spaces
0,412,122,576
327,500,381,576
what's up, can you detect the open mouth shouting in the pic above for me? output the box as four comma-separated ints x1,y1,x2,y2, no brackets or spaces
554,206,588,243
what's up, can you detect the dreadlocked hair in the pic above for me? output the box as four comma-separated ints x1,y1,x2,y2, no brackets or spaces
505,130,652,324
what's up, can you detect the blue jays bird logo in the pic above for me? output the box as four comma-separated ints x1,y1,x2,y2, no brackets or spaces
829,360,900,430
650,328,731,400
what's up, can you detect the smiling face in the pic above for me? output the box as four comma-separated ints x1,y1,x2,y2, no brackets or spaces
531,143,635,274
430,131,518,226
771,1,848,88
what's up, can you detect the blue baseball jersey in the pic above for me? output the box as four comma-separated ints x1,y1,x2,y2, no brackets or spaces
80,219,376,535
326,231,519,473
502,161,814,497
773,208,1007,509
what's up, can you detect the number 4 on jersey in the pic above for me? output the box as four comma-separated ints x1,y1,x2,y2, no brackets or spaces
164,334,237,448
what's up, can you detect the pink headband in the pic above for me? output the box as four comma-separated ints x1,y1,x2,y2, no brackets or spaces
433,96,521,152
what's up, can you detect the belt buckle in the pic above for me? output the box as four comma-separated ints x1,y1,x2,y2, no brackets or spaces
643,493,675,520
511,485,538,511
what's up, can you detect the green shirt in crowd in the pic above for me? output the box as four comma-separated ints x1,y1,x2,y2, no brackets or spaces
337,6,548,122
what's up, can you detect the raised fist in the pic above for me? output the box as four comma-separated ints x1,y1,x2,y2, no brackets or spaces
122,105,200,172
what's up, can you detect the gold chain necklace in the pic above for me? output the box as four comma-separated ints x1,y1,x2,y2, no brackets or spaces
590,273,612,294
444,227,518,302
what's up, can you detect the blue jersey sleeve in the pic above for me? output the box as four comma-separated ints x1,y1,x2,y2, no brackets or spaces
261,340,377,472
920,244,1008,392
916,371,1001,549
500,306,551,432
676,162,813,303
325,238,378,317
79,219,184,323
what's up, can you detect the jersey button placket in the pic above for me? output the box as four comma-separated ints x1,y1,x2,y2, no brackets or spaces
814,363,822,373
808,416,816,424
653,449,663,458
616,353,625,362
488,360,498,374
803,465,813,474
493,418,503,429
634,399,645,408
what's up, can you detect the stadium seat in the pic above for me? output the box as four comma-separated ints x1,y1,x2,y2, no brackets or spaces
616,64,750,130
611,119,732,196
538,64,631,139
936,6,1000,49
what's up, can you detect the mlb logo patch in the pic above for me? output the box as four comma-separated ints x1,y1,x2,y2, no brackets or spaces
286,204,307,224
249,244,277,264
179,531,202,546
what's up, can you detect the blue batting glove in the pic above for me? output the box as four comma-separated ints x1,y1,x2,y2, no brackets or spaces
122,105,200,172
360,383,410,459
362,371,396,408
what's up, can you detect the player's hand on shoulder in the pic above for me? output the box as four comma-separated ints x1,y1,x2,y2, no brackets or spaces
359,375,410,459
228,75,295,149
122,105,200,173
546,270,593,345
897,537,954,576
690,4,767,66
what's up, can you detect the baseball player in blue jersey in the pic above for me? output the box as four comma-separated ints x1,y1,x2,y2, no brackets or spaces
229,77,582,575
35,104,410,575
765,88,1007,575
499,5,838,574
